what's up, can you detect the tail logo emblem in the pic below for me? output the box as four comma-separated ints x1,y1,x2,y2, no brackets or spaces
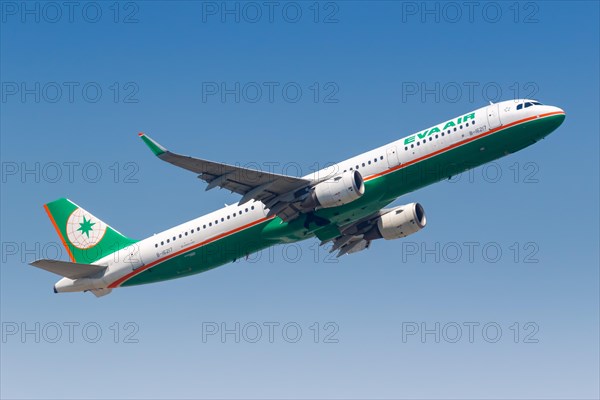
66,208,107,249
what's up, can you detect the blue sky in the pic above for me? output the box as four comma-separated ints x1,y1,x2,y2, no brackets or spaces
1,1,598,399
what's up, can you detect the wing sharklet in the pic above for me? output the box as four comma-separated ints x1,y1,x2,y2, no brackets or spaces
138,132,167,156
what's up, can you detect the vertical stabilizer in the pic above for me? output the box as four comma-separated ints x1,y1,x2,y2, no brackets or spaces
43,198,137,264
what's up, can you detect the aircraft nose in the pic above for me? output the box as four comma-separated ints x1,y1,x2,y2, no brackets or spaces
552,106,566,124
541,105,566,135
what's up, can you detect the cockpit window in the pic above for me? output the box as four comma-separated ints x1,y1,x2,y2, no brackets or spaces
517,101,543,110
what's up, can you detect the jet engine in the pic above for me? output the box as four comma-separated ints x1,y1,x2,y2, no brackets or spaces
365,203,427,240
302,170,365,209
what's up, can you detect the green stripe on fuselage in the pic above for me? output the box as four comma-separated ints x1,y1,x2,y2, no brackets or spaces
122,114,564,287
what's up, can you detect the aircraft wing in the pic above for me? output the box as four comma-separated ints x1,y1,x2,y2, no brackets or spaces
139,133,314,220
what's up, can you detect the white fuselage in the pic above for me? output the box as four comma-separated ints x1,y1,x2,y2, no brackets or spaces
55,99,564,293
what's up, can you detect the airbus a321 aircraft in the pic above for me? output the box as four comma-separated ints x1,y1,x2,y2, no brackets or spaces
31,99,565,297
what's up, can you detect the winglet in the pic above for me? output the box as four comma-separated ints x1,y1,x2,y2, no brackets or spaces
138,132,167,156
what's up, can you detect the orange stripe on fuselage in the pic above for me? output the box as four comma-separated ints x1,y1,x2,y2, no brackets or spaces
109,111,564,288
44,204,76,262
364,111,565,182
108,215,275,288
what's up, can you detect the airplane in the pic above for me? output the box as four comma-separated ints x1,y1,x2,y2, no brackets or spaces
30,99,565,297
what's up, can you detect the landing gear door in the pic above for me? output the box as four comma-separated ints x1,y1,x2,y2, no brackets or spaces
386,146,400,168
486,104,502,129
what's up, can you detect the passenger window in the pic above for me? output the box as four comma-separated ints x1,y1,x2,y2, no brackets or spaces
517,104,523,110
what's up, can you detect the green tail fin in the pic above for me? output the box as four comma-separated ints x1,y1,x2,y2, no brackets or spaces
43,198,137,264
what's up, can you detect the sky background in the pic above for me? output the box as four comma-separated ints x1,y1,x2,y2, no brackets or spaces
1,1,599,399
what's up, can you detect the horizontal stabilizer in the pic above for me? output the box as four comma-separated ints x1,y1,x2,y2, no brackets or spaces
30,259,106,280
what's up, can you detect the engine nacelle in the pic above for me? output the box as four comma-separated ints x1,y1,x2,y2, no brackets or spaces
302,170,365,209
367,203,427,240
